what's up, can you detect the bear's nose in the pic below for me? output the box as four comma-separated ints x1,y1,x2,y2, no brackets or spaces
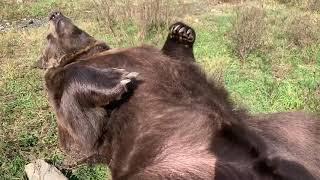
49,11,62,21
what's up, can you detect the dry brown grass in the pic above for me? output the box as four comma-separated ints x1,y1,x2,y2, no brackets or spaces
275,0,300,5
307,0,320,12
286,14,320,48
275,0,320,11
229,6,267,60
91,0,185,44
218,0,246,3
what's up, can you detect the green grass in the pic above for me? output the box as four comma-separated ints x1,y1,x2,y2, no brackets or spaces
0,0,93,21
0,1,319,179
194,5,320,113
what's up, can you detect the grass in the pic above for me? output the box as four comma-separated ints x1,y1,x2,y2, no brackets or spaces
0,0,92,21
0,0,319,179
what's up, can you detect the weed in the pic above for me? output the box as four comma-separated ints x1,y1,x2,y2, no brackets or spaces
307,0,320,12
286,14,320,48
91,0,185,44
275,0,300,5
229,6,267,60
274,0,320,11
218,0,246,3
274,0,308,7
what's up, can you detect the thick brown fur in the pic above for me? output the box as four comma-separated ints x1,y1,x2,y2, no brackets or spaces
40,12,319,179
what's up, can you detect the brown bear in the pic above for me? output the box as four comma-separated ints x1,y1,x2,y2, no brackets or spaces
38,11,319,179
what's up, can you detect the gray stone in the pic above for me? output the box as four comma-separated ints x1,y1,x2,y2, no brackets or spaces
25,159,67,180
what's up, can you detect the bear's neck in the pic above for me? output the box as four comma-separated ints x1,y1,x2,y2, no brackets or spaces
76,41,111,60
59,41,111,67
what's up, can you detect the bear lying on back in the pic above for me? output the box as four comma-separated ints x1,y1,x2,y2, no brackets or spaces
38,11,319,179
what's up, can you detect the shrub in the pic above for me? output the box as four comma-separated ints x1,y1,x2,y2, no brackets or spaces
307,0,320,12
229,6,267,60
275,0,320,10
91,0,185,44
275,0,302,6
286,14,320,48
218,0,245,3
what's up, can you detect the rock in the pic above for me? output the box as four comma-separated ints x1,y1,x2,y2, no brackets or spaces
25,159,67,180
28,19,34,24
